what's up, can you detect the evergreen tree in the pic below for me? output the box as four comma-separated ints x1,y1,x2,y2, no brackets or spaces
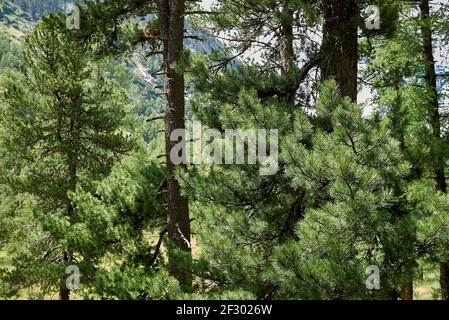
72,0,198,290
0,14,132,299
182,0,427,300
419,0,449,300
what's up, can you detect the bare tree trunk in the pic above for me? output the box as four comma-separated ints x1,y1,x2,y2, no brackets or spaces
59,280,70,300
441,263,449,300
157,0,192,291
419,0,449,300
320,0,358,102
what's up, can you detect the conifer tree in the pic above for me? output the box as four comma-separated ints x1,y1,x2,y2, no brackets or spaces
419,0,449,300
183,0,419,300
73,0,195,290
1,0,449,301
0,14,132,299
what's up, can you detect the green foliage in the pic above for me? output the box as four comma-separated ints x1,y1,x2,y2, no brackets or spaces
0,0,449,301
0,33,20,71
0,14,133,298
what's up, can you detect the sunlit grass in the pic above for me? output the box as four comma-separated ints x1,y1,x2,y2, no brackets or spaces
414,263,440,300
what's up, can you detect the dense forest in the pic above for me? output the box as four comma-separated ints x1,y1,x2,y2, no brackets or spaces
0,0,449,301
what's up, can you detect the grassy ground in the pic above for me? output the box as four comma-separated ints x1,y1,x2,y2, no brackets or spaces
414,264,440,300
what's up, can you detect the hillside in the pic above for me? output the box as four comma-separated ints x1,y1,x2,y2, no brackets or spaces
0,0,221,121
0,1,31,37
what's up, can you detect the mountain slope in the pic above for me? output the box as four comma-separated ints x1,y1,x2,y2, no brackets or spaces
0,1,32,37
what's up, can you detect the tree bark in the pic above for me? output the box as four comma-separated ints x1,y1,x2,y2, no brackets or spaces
157,0,192,291
419,0,449,300
59,280,70,300
400,282,413,300
280,2,294,76
440,263,449,300
320,0,358,102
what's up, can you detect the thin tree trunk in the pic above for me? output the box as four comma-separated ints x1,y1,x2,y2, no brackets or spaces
419,0,449,300
60,279,70,300
59,116,78,300
157,0,192,291
280,2,298,106
59,250,71,301
392,76,414,300
390,288,400,300
440,263,449,300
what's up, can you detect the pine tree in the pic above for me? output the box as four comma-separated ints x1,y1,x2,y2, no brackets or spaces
185,0,322,298
183,0,425,300
0,0,448,301
72,0,196,290
0,14,132,299
419,0,449,300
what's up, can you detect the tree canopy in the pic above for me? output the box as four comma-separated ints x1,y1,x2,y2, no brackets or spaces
0,0,449,301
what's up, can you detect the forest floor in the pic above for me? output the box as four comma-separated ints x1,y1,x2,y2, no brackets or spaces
0,249,441,300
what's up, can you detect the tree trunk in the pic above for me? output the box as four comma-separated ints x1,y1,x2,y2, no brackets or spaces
320,0,358,102
419,0,449,300
400,283,413,300
59,252,71,301
59,281,70,300
392,75,414,300
440,262,449,300
157,0,192,291
59,250,72,300
58,113,78,300
390,288,400,300
280,3,294,76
